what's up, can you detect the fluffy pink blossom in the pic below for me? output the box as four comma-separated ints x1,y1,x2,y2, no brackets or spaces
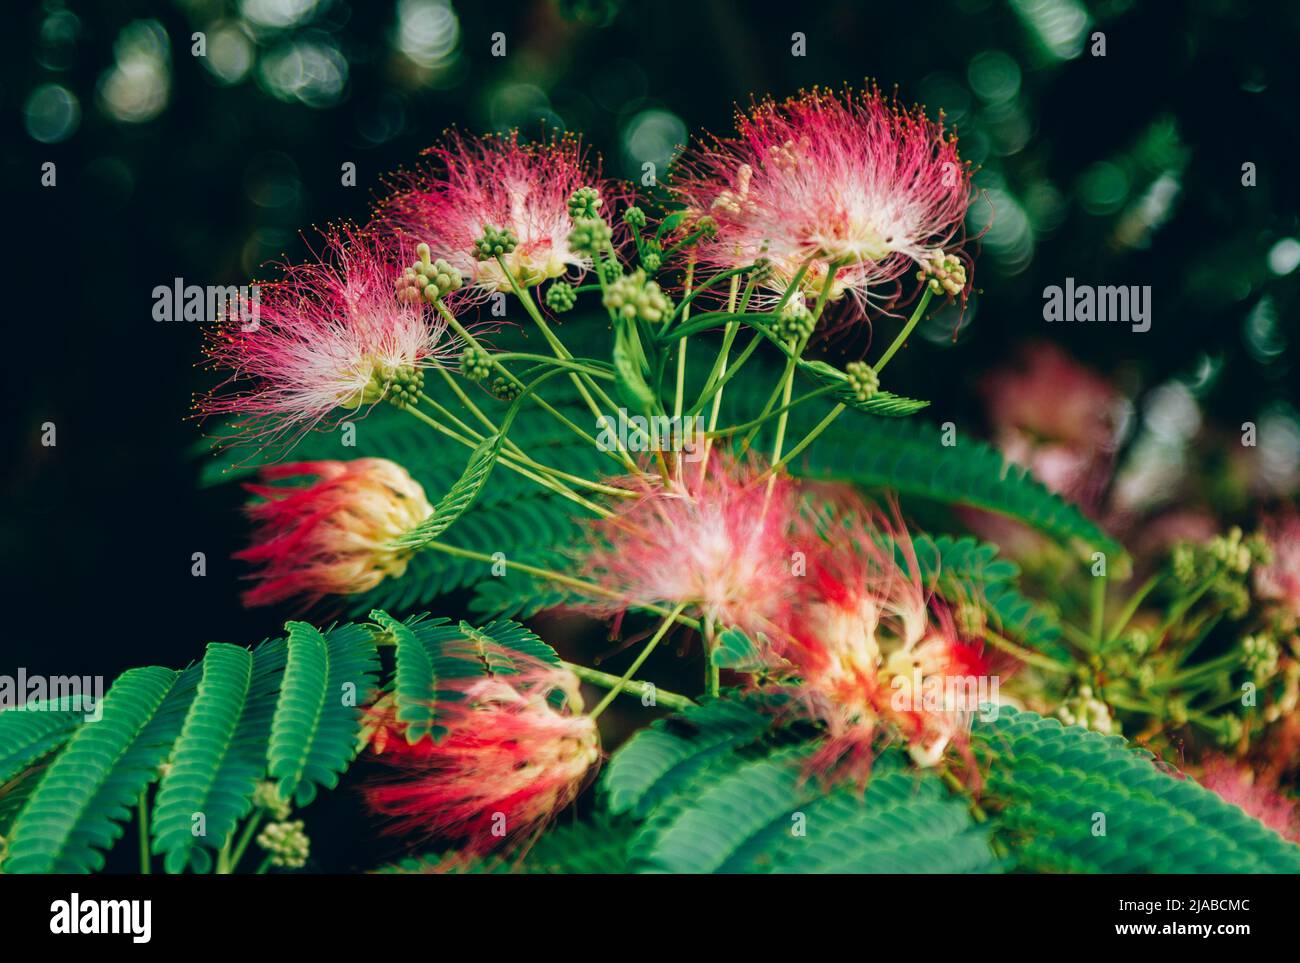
577,458,804,639
768,502,992,776
1254,510,1300,619
668,86,973,315
201,228,462,455
376,131,616,298
979,341,1125,505
1198,755,1299,842
365,652,599,854
235,458,433,608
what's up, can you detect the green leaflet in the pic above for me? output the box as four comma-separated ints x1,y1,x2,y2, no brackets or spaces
151,640,288,873
801,416,1125,565
393,432,504,551
3,666,188,873
975,706,1300,873
601,695,775,818
0,695,93,786
267,622,380,807
372,610,439,744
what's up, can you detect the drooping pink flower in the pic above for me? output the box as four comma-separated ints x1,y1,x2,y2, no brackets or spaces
979,341,1125,506
668,85,974,316
768,502,992,777
235,458,433,607
201,227,463,456
576,458,805,639
364,652,599,854
1198,755,1300,841
376,131,617,298
1254,511,1300,619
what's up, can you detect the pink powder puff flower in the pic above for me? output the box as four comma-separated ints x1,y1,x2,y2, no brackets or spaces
576,457,805,639
979,341,1125,506
235,458,433,608
1254,510,1300,619
376,131,617,299
668,85,974,316
364,652,599,854
1198,755,1300,842
769,502,992,777
201,227,465,456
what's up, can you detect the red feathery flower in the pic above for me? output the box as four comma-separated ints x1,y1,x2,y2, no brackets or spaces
376,131,617,298
365,653,599,854
577,458,805,638
1254,510,1300,620
769,502,992,777
200,227,464,456
235,458,433,607
669,85,973,316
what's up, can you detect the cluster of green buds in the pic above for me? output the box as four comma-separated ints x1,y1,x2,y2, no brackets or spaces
1208,526,1258,575
622,205,646,229
845,361,880,402
1057,685,1116,734
598,257,622,284
1241,633,1281,681
640,240,663,273
385,364,424,410
252,780,291,821
602,268,674,324
491,376,520,402
775,300,814,342
568,186,603,220
397,242,463,303
568,218,612,257
1170,527,1267,618
460,346,492,383
545,281,577,313
916,249,967,297
257,819,310,870
475,225,519,261
750,255,774,284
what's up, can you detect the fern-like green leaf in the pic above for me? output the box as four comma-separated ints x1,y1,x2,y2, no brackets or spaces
267,622,380,806
0,695,92,786
798,417,1124,564
151,641,287,873
601,695,774,818
393,432,504,550
372,610,439,744
976,706,1300,873
3,666,190,873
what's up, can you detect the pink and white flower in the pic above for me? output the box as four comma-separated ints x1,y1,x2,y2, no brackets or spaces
201,228,463,455
576,458,804,639
668,86,974,315
376,131,617,298
1254,510,1300,619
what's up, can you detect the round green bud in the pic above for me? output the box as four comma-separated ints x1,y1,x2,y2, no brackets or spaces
568,186,603,220
622,205,647,229
460,347,492,383
474,225,519,261
545,281,577,313
568,218,612,257
845,361,880,402
602,269,674,324
491,376,521,402
776,300,815,342
598,258,622,284
385,364,424,410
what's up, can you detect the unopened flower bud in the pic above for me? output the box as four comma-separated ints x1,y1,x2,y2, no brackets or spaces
845,361,880,402
460,347,492,382
568,186,603,220
545,281,577,313
602,268,674,324
475,225,519,261
567,218,612,257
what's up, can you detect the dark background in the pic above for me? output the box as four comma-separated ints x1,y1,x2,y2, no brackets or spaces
3,0,1298,867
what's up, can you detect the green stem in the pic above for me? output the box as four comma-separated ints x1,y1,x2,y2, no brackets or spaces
420,539,703,630
1090,572,1107,646
434,298,630,469
875,287,935,373
1105,573,1163,643
705,618,720,697
983,629,1073,674
137,792,150,875
227,811,264,874
565,661,695,712
762,403,845,479
588,604,687,721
